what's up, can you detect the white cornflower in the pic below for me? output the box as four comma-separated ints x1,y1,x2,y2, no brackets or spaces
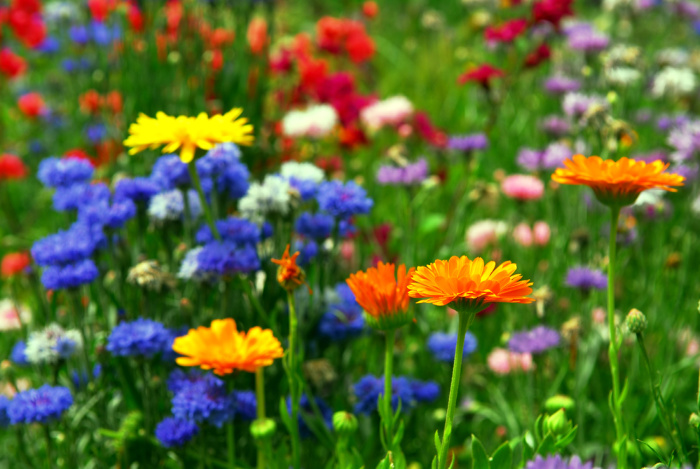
605,67,642,87
238,175,292,220
465,220,507,252
652,67,697,98
148,189,202,223
360,96,414,130
282,104,338,139
656,48,690,68
280,162,325,183
178,247,209,282
0,300,31,331
24,323,83,364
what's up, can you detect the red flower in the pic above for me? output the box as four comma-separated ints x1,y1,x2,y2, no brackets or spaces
105,90,123,114
87,0,114,22
484,18,528,43
316,155,344,174
532,0,574,28
346,31,375,63
317,16,346,54
247,18,268,55
64,148,96,166
298,56,328,92
362,1,379,18
164,0,183,35
524,43,551,68
127,1,143,33
1,252,31,277
17,92,45,118
339,125,368,149
209,28,235,49
210,49,223,71
0,154,28,180
457,64,504,87
414,112,447,148
79,90,101,114
270,47,293,75
0,48,26,78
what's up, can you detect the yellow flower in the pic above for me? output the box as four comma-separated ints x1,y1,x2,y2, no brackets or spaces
123,108,254,163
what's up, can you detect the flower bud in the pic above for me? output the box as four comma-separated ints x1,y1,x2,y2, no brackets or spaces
250,418,276,441
625,308,647,334
546,409,572,437
544,394,575,414
333,411,358,436
690,413,700,429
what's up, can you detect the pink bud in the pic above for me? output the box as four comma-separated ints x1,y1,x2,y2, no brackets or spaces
501,174,545,201
533,221,551,246
487,348,512,375
592,307,606,324
512,222,533,247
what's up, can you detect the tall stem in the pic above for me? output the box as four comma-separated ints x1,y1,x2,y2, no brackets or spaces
382,329,395,451
43,425,53,469
256,368,266,469
607,206,627,469
437,311,471,469
287,291,301,469
188,162,220,241
227,378,236,469
69,291,91,377
181,187,194,246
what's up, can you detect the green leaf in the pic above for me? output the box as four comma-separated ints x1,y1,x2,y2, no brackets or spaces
419,214,447,235
376,452,393,469
491,441,513,469
619,378,630,406
554,426,578,449
533,415,544,443
392,419,405,448
521,434,535,467
431,456,438,469
279,398,293,431
536,434,556,456
471,435,490,469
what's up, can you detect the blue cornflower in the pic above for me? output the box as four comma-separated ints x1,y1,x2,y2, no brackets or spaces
262,222,273,239
217,161,250,199
167,369,206,394
148,189,202,223
286,394,333,438
53,182,111,212
71,370,89,390
318,283,364,340
317,181,373,219
10,341,28,366
54,336,79,359
8,385,73,424
338,219,356,238
106,198,137,229
295,212,334,240
525,455,593,469
295,240,319,267
427,332,478,363
233,391,257,421
37,37,61,54
84,123,107,144
196,143,242,178
114,177,160,203
353,375,440,415
0,396,9,427
150,154,192,189
197,242,260,276
195,217,260,246
78,197,137,230
289,178,319,201
68,25,90,45
171,374,235,427
90,21,114,46
92,364,102,380
41,259,100,290
106,318,171,357
565,267,607,291
508,326,561,355
37,157,93,188
155,417,199,448
32,223,99,266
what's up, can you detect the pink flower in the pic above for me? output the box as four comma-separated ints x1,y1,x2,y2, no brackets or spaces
466,219,507,251
533,221,551,246
513,223,533,247
501,174,545,201
0,300,30,331
591,307,606,325
487,348,534,375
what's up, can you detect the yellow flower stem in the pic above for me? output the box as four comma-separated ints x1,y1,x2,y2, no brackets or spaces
382,328,396,452
256,368,266,469
180,187,194,245
607,206,627,469
437,310,472,469
188,161,221,241
287,291,302,469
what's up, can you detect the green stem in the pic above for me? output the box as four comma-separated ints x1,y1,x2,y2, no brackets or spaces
181,187,194,246
636,333,687,462
16,427,34,468
256,368,266,469
188,161,220,241
69,291,91,377
287,291,302,469
382,329,395,451
227,376,236,469
607,206,627,469
44,425,53,469
239,276,271,326
437,311,471,469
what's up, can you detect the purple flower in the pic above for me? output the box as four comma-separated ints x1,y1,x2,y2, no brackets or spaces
447,133,489,152
567,29,609,52
376,159,429,186
40,259,100,290
668,120,700,162
657,114,691,132
195,217,260,246
542,142,572,169
196,242,260,276
565,267,607,291
544,76,581,95
517,148,545,171
115,177,160,203
525,454,593,469
508,326,561,354
562,93,608,119
540,116,571,137
672,164,698,182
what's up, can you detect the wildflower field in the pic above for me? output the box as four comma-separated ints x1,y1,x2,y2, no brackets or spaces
2,0,700,467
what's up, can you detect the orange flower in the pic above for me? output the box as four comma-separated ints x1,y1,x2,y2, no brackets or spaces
346,262,415,330
551,154,684,206
173,318,283,375
408,256,534,314
272,244,309,292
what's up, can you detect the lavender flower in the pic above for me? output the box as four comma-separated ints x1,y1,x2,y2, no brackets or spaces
508,326,561,354
525,455,593,469
668,120,700,162
376,159,429,186
447,133,489,152
544,76,581,95
562,93,608,119
565,267,607,291
541,116,571,137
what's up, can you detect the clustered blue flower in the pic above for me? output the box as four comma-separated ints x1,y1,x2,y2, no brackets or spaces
170,373,235,428
427,331,478,363
114,177,160,203
196,242,260,276
316,181,373,219
155,417,200,448
318,283,364,340
7,385,73,424
295,212,334,240
52,181,111,212
353,375,440,415
295,240,319,266
37,157,93,188
106,318,172,358
195,217,261,245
